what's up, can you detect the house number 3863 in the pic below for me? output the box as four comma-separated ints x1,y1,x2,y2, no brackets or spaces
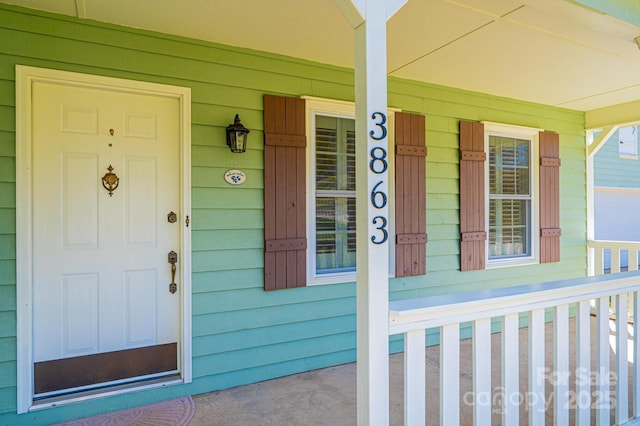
369,112,388,245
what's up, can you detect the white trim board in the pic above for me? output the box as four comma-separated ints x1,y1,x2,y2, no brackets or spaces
15,65,192,413
594,186,640,194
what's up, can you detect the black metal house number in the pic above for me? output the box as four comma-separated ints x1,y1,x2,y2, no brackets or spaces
369,112,389,244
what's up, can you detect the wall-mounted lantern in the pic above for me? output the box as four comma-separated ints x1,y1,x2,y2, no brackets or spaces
226,114,250,153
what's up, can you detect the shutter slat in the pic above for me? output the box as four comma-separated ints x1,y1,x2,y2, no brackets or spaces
460,121,486,271
395,112,427,277
264,95,307,290
539,131,561,263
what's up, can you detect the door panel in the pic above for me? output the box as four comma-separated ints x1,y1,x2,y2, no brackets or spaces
62,154,99,249
62,273,99,356
125,269,158,346
31,80,181,394
125,157,157,247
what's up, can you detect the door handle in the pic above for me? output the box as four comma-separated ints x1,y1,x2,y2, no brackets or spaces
168,251,178,294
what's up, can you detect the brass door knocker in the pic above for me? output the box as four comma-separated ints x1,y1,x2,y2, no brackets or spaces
102,165,119,197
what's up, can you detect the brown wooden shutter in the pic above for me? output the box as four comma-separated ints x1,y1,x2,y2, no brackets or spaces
539,130,561,263
395,112,427,277
263,95,307,290
459,121,486,271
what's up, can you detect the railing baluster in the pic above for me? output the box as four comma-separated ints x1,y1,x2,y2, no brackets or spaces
404,329,425,426
596,296,611,426
595,246,604,275
472,318,491,426
616,293,629,424
529,309,545,426
440,323,460,426
554,304,569,426
634,291,640,418
612,249,621,274
576,300,591,426
629,247,637,322
502,313,519,426
629,249,639,272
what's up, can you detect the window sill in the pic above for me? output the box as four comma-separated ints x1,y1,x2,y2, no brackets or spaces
619,154,638,160
486,257,539,269
308,271,396,286
308,271,357,286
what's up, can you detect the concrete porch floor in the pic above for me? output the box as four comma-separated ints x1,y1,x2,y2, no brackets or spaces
188,317,627,425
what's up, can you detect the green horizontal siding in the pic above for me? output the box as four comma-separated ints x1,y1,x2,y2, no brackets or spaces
0,3,587,423
0,337,15,363
0,311,15,339
0,260,15,286
193,314,355,357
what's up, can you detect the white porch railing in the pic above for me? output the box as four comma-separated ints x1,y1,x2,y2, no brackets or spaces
589,240,640,321
389,272,640,425
588,240,640,276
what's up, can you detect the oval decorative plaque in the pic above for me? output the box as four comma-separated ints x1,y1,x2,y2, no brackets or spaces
224,169,247,185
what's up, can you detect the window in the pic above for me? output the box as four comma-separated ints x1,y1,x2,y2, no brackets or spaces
488,135,532,259
307,99,364,285
314,115,357,275
461,120,561,271
263,95,427,290
619,126,638,158
305,98,421,285
485,124,539,267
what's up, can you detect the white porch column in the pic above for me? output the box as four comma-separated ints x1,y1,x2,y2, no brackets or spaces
335,1,407,424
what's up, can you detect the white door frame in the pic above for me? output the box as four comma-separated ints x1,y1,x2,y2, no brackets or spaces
15,65,192,413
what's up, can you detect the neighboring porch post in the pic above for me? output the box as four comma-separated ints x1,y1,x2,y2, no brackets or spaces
335,1,407,424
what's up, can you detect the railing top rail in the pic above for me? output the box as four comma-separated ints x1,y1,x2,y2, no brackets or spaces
389,270,640,335
588,239,640,249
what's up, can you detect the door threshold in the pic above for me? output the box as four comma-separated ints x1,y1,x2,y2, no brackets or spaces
30,374,183,411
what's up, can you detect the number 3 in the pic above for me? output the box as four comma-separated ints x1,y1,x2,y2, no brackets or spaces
369,112,387,141
371,216,388,244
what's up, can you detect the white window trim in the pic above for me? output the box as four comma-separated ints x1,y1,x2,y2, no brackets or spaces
483,122,540,269
303,96,396,285
618,125,638,159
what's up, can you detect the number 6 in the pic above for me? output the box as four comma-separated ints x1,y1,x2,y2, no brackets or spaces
371,181,387,209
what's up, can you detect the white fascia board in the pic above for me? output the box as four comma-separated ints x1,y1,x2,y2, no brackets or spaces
586,100,640,130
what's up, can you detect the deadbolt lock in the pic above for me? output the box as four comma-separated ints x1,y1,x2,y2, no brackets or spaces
168,211,177,223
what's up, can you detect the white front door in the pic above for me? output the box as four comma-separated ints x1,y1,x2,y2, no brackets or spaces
30,80,182,396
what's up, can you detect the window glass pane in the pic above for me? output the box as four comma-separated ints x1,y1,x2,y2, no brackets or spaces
489,136,529,196
315,114,356,275
489,199,530,258
346,128,356,191
488,134,532,260
316,116,355,191
316,197,356,273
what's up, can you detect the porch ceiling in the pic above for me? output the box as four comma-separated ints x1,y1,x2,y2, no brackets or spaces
4,0,640,113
